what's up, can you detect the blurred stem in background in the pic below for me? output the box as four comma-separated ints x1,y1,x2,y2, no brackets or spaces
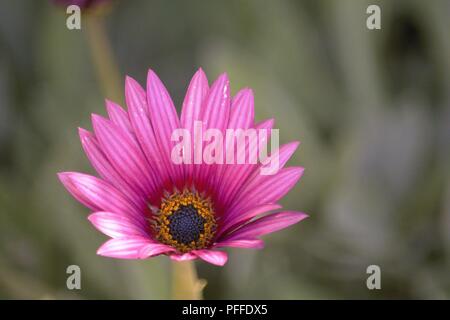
172,261,205,299
85,11,122,102
83,8,204,300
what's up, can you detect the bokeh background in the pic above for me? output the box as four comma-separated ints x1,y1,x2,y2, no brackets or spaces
1,0,449,299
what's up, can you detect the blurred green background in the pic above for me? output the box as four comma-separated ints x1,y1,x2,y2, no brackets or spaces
1,0,449,299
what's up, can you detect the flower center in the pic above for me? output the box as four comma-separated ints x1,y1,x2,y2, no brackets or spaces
154,190,216,253
168,205,205,244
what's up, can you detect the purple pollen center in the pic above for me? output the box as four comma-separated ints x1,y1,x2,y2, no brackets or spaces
168,205,205,244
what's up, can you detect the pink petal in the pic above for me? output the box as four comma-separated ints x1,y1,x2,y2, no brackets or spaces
91,114,157,197
146,69,184,185
254,118,275,129
220,118,275,207
223,211,308,241
139,243,175,259
230,167,304,216
105,100,133,135
212,88,255,191
88,211,148,238
201,73,230,130
228,88,254,130
244,141,301,190
78,128,145,209
192,249,228,266
217,203,282,238
170,252,197,262
214,239,264,249
96,237,154,259
181,68,209,132
58,172,144,226
258,141,300,175
125,76,167,188
180,68,209,182
197,73,230,186
274,141,300,169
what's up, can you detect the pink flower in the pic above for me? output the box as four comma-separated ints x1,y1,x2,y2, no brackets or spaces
58,69,307,266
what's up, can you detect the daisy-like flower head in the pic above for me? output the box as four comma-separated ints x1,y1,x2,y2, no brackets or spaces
58,69,307,266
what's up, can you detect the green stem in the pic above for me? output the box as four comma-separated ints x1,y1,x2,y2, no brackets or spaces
85,13,122,103
172,260,206,300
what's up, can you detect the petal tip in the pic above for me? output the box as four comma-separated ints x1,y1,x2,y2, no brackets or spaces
96,247,106,256
57,171,71,182
242,87,253,96
286,211,309,224
87,213,96,223
91,113,102,123
194,67,208,83
213,72,230,88
193,250,228,266
78,128,91,143
196,67,205,75
91,114,110,129
147,68,159,81
78,127,89,135
125,75,138,87
298,212,309,221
